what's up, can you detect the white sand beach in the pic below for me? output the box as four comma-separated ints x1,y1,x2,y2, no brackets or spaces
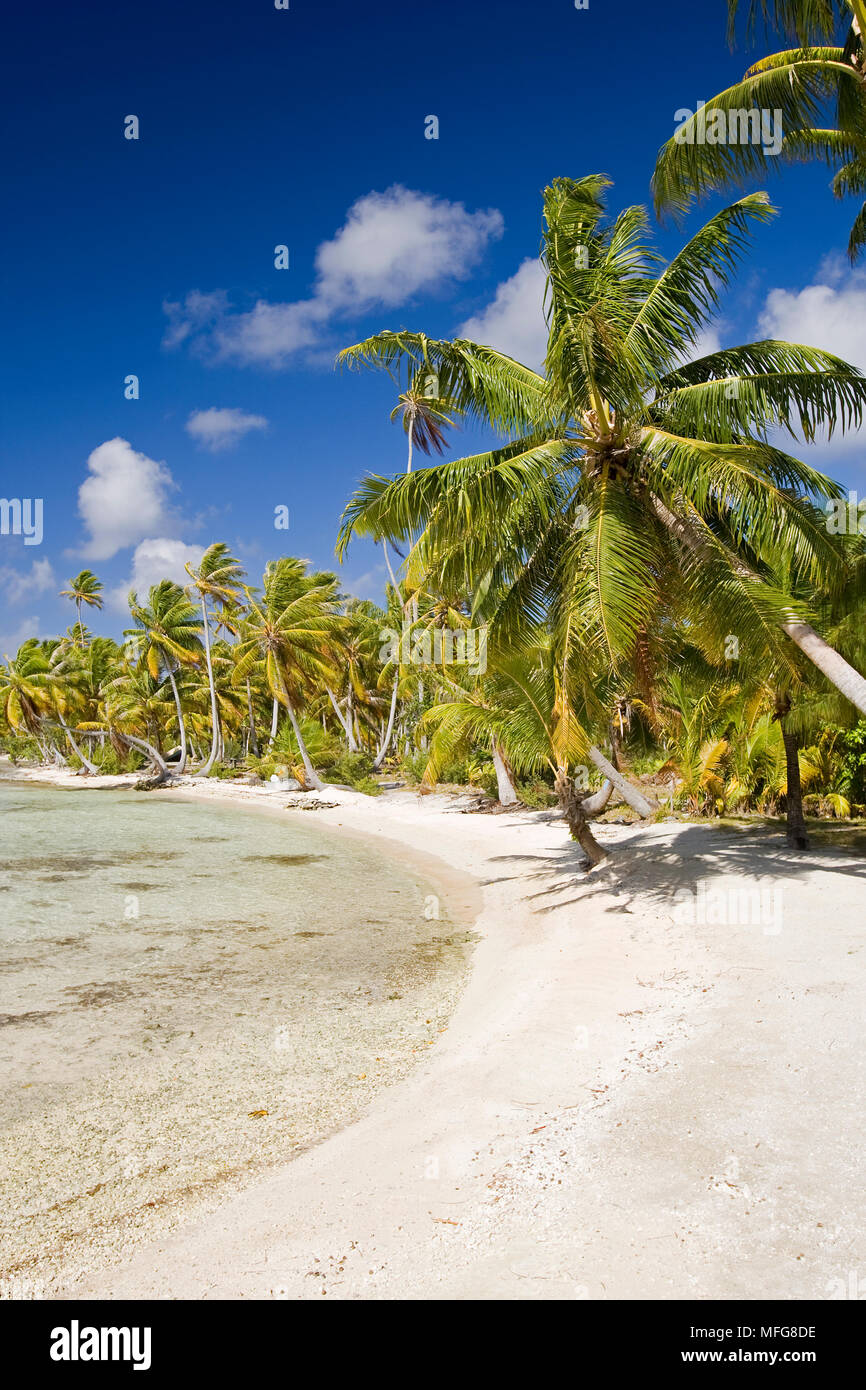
6,769,861,1301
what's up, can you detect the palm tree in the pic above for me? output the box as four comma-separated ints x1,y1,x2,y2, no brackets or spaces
184,544,246,775
0,641,53,751
337,176,866,727
420,642,614,861
653,1,866,260
60,570,104,646
125,581,203,774
232,559,342,790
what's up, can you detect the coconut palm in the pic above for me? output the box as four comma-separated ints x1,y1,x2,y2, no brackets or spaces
232,559,342,790
0,641,53,748
125,581,203,774
184,544,246,775
337,176,866,725
653,1,866,260
59,570,104,646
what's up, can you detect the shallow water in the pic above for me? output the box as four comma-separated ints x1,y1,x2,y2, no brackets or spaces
0,782,474,1287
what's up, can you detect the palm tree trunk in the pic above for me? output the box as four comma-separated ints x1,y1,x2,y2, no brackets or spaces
275,670,324,790
327,686,359,751
581,779,614,816
57,713,99,775
588,744,657,817
781,722,809,851
381,540,400,593
245,678,259,756
554,767,608,865
165,664,187,774
781,618,866,717
373,680,399,771
651,495,866,718
198,597,221,775
491,739,519,805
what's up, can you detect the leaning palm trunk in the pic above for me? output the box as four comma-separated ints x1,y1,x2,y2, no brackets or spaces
164,665,187,774
651,497,866,719
56,713,99,775
491,739,520,805
554,767,608,865
373,681,399,771
245,678,259,756
269,697,279,747
78,728,171,782
196,597,221,775
588,744,657,817
276,671,324,790
327,685,359,752
580,778,614,816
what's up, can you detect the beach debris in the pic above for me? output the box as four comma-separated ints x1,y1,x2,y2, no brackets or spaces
284,798,339,811
248,1109,269,1118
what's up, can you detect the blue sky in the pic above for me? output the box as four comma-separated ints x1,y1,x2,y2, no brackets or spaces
2,0,865,652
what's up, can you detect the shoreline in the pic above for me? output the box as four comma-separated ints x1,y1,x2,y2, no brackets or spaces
0,770,482,1295
4,763,866,1299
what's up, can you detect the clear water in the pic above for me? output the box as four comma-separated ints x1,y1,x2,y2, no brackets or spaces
0,781,473,1284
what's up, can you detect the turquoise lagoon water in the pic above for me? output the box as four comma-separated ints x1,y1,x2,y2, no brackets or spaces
0,781,473,1284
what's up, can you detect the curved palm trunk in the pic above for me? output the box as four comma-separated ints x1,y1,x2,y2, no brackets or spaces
197,597,221,775
57,713,99,775
373,680,399,771
165,665,187,774
269,697,280,747
80,727,170,781
245,678,259,756
651,495,866,719
588,744,657,817
275,670,324,790
781,722,809,851
327,686,359,752
581,778,614,816
554,767,608,866
491,739,519,805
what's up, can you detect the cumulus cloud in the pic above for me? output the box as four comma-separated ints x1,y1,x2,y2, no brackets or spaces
185,408,268,452
757,262,866,458
0,558,55,606
758,264,866,371
164,186,504,368
458,258,549,371
107,538,206,612
76,438,181,561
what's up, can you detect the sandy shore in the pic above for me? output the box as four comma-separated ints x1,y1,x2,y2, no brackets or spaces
4,764,866,1300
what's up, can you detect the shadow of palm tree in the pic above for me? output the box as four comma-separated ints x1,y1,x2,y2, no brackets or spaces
481,821,866,916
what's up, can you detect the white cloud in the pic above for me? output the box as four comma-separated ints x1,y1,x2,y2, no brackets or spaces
458,258,549,371
314,186,503,310
0,616,39,659
77,438,181,561
757,264,866,459
0,558,55,606
107,538,206,612
758,267,866,370
186,408,268,452
164,187,504,368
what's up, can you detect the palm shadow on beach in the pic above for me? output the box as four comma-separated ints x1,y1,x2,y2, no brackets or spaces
479,820,866,917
